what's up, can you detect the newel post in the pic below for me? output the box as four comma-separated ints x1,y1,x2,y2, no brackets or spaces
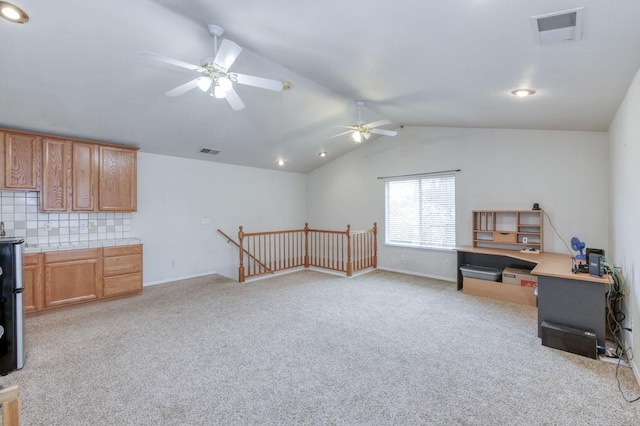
238,226,245,283
346,224,353,277
303,223,310,268
372,222,378,268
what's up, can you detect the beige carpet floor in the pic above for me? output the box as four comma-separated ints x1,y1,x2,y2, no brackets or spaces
2,269,639,425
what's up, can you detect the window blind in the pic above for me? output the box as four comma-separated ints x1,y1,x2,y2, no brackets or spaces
385,173,456,249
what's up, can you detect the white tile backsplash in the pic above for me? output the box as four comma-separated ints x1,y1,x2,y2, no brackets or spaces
0,191,133,245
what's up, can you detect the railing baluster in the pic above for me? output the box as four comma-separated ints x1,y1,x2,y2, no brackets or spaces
230,224,376,281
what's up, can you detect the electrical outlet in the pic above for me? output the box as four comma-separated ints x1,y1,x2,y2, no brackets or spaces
80,222,87,230
522,237,528,244
44,222,52,231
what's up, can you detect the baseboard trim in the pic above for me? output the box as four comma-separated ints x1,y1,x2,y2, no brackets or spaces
377,267,456,283
631,357,640,388
143,270,217,287
244,267,305,283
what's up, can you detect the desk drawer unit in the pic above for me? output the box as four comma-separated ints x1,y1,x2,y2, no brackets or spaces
103,245,143,297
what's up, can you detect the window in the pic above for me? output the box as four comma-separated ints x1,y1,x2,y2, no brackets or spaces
385,174,456,249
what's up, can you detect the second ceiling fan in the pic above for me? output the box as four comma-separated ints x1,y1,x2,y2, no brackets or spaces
331,101,398,142
142,24,284,111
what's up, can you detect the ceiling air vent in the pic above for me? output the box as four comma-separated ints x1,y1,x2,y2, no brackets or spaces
200,147,221,155
531,7,584,44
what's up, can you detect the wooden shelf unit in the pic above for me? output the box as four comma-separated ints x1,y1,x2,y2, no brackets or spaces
472,210,544,252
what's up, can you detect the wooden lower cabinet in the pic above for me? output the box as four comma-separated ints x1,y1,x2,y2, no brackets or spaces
44,249,102,308
103,245,143,297
27,244,143,312
23,253,43,313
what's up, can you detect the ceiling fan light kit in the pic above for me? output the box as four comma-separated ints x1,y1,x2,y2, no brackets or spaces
331,100,398,142
511,88,536,97
142,24,285,111
0,1,29,23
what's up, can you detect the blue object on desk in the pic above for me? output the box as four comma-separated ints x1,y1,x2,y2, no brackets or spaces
571,236,586,260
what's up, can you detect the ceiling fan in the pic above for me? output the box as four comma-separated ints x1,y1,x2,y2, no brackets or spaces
331,100,398,142
141,24,284,111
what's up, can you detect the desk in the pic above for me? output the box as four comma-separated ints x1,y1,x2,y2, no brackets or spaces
457,247,610,345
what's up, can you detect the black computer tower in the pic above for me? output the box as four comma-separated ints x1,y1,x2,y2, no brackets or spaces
541,321,597,359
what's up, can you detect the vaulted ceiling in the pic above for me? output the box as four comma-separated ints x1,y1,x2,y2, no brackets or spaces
2,0,640,173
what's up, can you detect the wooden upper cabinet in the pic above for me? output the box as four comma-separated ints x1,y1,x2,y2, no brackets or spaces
98,146,137,211
72,142,98,211
0,127,137,212
41,138,70,211
2,131,40,189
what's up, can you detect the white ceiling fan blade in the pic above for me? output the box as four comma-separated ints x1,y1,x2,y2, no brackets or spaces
141,51,204,72
165,79,200,97
214,39,242,70
328,130,353,139
366,119,391,128
234,73,284,92
364,131,372,140
370,128,398,137
224,88,246,111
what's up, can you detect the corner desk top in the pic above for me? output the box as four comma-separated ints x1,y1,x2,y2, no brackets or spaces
457,246,610,284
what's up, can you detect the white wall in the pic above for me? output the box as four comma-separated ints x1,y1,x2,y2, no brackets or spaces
307,126,609,281
609,67,640,379
132,153,307,284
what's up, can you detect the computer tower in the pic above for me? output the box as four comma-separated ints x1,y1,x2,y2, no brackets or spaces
541,321,597,359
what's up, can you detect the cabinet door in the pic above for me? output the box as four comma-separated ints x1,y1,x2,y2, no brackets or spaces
44,249,101,308
98,146,137,211
0,130,5,187
23,254,43,313
41,138,70,211
3,132,40,189
72,142,97,211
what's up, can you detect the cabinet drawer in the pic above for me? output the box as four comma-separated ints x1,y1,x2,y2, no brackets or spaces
103,244,141,257
104,273,142,297
45,248,100,263
103,254,141,276
24,253,41,266
493,231,516,243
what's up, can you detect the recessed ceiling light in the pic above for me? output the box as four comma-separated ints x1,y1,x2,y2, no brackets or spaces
0,1,29,23
277,159,285,166
318,152,327,157
511,88,536,97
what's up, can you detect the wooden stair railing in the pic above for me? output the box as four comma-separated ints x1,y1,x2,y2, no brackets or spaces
217,229,273,275
235,223,377,283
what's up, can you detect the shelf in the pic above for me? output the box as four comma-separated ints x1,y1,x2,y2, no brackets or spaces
474,240,541,246
472,209,544,252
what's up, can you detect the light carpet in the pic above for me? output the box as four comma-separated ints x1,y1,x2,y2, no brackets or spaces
2,269,639,425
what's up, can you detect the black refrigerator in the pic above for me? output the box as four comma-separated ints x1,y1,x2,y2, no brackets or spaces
0,237,25,375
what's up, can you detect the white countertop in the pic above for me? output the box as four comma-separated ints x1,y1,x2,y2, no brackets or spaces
24,238,142,254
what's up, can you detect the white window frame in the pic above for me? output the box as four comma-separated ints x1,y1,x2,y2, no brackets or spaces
384,173,456,250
